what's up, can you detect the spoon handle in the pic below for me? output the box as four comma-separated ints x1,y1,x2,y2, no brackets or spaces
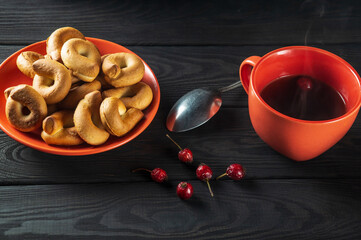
218,81,242,93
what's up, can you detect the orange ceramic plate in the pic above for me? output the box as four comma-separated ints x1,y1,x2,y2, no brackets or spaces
0,37,160,155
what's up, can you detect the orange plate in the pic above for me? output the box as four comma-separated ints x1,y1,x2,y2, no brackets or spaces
0,37,160,155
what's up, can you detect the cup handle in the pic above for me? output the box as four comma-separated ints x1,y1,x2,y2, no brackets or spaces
239,56,261,94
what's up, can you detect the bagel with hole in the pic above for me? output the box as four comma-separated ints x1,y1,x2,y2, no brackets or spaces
102,82,153,110
102,52,145,87
46,26,85,62
32,58,72,104
74,91,109,145
100,97,144,137
58,80,101,109
41,110,83,145
5,84,47,132
61,38,101,82
16,51,44,78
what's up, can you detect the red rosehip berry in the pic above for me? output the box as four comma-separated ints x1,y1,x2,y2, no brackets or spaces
216,163,245,180
166,134,193,163
297,76,313,91
178,148,193,163
132,168,168,183
196,163,214,197
150,168,168,183
177,182,193,200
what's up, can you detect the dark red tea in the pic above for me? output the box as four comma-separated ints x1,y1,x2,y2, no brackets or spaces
260,75,346,121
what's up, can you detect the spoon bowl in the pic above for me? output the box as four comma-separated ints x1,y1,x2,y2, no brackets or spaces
166,81,242,132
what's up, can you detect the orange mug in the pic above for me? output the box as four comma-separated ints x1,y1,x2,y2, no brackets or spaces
239,46,361,161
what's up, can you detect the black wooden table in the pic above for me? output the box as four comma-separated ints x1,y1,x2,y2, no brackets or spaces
1,1,361,239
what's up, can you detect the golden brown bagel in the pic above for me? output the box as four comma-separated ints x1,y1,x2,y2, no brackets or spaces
102,82,153,110
5,84,47,132
32,59,72,104
102,52,145,87
61,38,101,82
97,54,113,90
100,97,143,137
41,110,83,145
70,74,81,85
46,27,85,62
4,86,15,99
16,51,44,78
101,54,110,63
74,91,109,145
58,80,101,109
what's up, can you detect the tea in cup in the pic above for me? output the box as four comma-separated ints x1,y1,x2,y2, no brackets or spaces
239,46,361,161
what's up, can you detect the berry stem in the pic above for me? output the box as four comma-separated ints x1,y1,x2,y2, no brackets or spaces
216,173,227,180
206,180,214,197
132,168,152,173
166,134,183,151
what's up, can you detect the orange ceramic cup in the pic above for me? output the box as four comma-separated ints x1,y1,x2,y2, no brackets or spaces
239,46,361,161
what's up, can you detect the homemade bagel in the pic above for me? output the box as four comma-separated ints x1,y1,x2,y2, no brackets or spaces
32,59,72,104
58,80,101,109
71,74,81,85
102,52,144,87
41,110,83,145
4,86,15,99
100,97,144,137
5,84,47,132
97,54,113,90
16,51,44,78
61,38,101,82
102,82,153,110
74,91,109,145
46,27,85,62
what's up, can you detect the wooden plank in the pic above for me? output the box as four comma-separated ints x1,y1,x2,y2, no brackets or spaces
0,0,360,45
0,179,360,239
0,45,361,184
2,44,361,108
0,107,360,184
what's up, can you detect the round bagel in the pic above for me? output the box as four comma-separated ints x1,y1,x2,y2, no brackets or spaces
58,80,101,109
74,91,109,145
5,84,47,132
102,82,153,110
61,38,101,82
102,52,145,87
97,54,113,90
46,27,85,62
16,51,44,78
32,59,72,104
41,110,83,146
100,97,144,137
4,86,15,99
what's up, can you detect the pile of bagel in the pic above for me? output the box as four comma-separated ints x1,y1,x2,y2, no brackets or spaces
4,27,153,146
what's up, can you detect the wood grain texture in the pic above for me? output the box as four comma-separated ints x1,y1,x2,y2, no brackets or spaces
0,44,361,184
0,107,360,184
0,1,361,239
0,0,360,45
0,180,360,240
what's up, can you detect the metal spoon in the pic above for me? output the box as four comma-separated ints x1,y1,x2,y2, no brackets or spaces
166,81,243,132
